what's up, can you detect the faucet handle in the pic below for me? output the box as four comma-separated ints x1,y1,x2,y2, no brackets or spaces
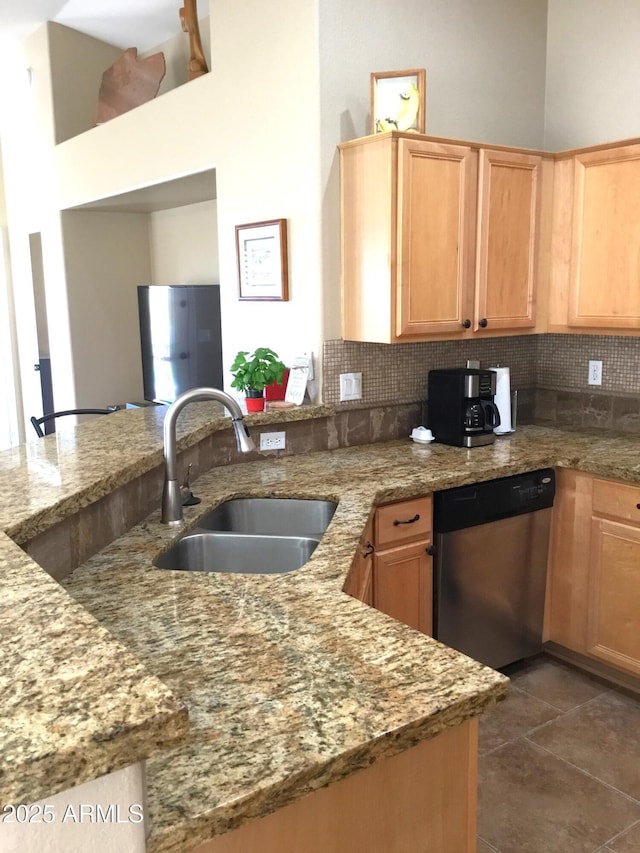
181,463,193,491
180,464,201,507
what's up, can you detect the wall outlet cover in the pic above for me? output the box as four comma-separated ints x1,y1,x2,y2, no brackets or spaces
259,431,286,451
588,360,603,386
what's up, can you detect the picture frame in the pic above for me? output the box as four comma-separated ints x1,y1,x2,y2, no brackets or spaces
235,219,289,301
370,68,426,135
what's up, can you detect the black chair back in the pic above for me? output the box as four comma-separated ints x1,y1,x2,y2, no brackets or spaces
30,408,115,438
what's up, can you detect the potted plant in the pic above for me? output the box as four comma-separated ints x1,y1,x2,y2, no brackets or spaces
230,347,286,412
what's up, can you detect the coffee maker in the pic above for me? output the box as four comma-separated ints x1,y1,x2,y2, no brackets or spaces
427,367,501,447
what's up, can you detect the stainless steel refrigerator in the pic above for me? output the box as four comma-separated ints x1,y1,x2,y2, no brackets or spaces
137,284,223,404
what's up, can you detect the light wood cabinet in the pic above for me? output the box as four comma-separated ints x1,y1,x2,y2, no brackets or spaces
588,480,640,676
343,516,374,606
546,470,640,678
550,142,640,332
339,131,546,343
196,718,478,853
475,148,541,331
372,496,433,635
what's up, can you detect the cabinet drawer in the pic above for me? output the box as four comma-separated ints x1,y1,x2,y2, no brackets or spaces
375,497,432,548
592,478,640,524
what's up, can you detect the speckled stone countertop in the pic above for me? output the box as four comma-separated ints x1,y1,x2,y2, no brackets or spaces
2,408,640,849
0,402,330,808
59,424,640,852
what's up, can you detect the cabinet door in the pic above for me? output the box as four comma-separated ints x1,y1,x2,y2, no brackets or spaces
587,517,640,676
568,145,640,329
544,469,592,652
344,519,374,606
373,541,432,635
396,139,477,337
475,149,541,332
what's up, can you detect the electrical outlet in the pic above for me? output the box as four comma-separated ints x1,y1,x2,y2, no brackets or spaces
339,372,362,402
259,431,286,451
588,360,603,386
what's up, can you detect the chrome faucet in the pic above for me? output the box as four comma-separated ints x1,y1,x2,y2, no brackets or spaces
161,387,255,524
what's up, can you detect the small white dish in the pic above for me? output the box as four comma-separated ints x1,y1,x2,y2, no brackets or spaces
410,427,435,444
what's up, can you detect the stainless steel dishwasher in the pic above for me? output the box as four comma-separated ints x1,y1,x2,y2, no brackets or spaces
433,469,555,670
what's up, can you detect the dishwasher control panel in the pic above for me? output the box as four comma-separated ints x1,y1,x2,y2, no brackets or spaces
433,468,555,533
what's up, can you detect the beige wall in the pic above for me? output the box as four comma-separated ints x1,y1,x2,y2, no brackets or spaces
6,0,640,431
318,0,550,339
48,22,121,144
149,200,219,285
61,210,149,407
545,0,640,149
209,0,323,380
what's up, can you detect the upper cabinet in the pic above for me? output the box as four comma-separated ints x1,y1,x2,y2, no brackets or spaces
339,132,548,344
550,141,640,333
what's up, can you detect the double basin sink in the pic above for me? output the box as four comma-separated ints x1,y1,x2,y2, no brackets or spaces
154,498,337,575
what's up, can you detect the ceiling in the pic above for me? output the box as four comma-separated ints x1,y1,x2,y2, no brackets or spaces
0,0,184,51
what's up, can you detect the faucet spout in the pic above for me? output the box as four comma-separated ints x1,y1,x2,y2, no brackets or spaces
161,387,256,524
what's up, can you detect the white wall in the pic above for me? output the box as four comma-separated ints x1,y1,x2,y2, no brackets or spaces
318,0,549,338
0,762,146,853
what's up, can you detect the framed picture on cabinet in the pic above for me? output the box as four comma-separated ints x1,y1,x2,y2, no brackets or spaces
235,219,289,301
370,68,426,135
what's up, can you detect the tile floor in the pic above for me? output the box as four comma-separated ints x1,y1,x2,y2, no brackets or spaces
477,654,640,853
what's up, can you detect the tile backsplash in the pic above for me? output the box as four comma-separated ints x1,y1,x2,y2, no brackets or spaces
323,334,640,434
323,337,538,406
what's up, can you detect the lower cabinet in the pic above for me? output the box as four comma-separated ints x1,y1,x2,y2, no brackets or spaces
195,718,478,853
587,480,640,676
344,516,374,606
345,496,433,636
546,470,640,678
373,541,432,635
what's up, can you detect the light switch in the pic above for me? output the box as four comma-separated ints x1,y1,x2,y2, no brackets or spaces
340,372,362,401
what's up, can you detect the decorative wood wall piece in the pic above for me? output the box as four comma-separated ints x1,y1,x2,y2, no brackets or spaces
95,48,166,125
180,0,209,80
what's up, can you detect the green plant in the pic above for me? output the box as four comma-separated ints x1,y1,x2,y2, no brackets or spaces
230,347,286,395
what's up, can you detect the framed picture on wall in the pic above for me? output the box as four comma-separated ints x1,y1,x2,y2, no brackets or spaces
235,219,289,301
370,68,426,134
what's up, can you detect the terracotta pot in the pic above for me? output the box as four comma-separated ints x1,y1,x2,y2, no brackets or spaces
245,389,265,412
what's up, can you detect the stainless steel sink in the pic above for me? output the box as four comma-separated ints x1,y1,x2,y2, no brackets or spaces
154,532,320,574
197,498,337,538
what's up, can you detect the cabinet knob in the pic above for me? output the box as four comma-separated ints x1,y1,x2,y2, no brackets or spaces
362,542,374,557
636,503,640,510
479,318,488,328
425,544,435,556
461,319,471,329
393,513,420,526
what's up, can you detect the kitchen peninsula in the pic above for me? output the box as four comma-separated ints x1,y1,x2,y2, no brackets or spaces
2,404,640,851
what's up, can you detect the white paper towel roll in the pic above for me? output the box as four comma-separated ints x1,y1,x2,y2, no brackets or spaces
492,366,512,433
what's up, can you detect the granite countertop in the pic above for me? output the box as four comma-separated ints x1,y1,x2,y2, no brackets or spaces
61,424,640,851
1,407,639,850
0,402,330,808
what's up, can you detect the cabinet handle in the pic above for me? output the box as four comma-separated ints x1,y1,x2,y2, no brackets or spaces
362,542,374,557
636,503,640,510
393,513,420,526
425,544,435,556
461,319,471,329
479,318,488,328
